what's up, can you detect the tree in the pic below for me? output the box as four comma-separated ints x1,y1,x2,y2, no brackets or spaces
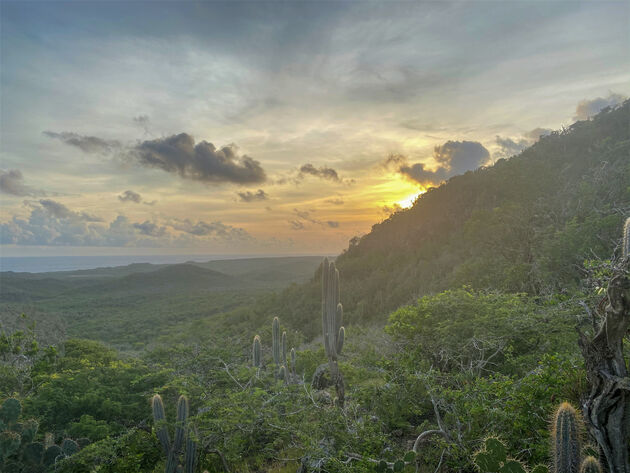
578,217,630,473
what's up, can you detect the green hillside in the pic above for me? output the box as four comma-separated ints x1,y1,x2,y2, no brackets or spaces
259,100,630,336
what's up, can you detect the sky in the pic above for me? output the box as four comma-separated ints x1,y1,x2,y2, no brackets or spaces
1,1,628,257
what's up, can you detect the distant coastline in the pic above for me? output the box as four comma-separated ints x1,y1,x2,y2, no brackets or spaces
0,254,318,273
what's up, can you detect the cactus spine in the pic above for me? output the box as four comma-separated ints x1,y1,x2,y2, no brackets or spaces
272,317,280,366
552,402,581,473
579,457,602,473
152,394,197,473
252,335,262,368
321,258,346,406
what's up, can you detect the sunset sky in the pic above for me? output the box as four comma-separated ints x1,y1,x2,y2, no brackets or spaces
1,1,628,256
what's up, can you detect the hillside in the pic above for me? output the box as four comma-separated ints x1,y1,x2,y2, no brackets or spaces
0,256,322,348
251,101,630,337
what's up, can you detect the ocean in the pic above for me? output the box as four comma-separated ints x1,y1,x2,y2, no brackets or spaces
0,254,257,273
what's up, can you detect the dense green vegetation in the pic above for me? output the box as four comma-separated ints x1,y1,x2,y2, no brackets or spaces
1,103,628,472
0,257,322,349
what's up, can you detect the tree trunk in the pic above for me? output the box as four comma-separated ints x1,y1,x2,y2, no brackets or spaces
578,259,630,473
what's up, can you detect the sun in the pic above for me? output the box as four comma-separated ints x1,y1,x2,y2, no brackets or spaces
397,190,423,209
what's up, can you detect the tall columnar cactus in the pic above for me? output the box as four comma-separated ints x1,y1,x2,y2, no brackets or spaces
272,317,281,366
252,335,262,368
321,258,346,406
281,331,287,366
552,402,582,473
580,457,602,473
623,217,630,259
290,348,296,377
152,394,197,473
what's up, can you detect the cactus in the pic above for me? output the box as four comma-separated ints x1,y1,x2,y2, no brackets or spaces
322,258,344,363
0,398,79,468
252,335,262,368
0,399,21,425
152,394,198,473
623,217,630,259
281,331,287,367
278,365,288,383
552,402,581,473
474,437,545,473
579,457,602,473
272,317,280,366
319,258,346,406
290,348,296,377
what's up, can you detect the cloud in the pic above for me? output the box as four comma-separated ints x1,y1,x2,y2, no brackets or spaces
133,115,151,135
167,218,251,240
43,131,121,154
494,136,530,159
0,169,46,197
133,221,166,237
325,197,344,205
118,190,143,203
132,133,266,185
38,199,102,222
0,201,252,246
381,203,402,215
237,189,268,202
289,220,305,231
45,130,267,186
298,163,340,182
432,141,490,174
574,93,626,120
290,208,340,230
525,128,553,141
387,141,489,186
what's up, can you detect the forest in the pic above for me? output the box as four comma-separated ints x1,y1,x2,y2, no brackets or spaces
1,102,629,472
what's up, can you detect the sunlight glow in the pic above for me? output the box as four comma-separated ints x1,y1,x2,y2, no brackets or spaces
397,191,423,209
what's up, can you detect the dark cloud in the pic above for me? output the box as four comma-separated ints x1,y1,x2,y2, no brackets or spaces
237,189,268,202
494,136,529,159
43,131,121,154
433,141,490,174
0,169,46,197
298,163,340,182
574,93,626,120
326,221,339,228
132,133,266,185
118,190,143,204
45,130,266,186
399,162,448,185
132,221,166,237
387,141,489,186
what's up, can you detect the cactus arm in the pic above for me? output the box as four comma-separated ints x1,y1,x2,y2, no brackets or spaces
152,394,171,455
173,396,188,453
185,434,196,473
272,317,280,365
